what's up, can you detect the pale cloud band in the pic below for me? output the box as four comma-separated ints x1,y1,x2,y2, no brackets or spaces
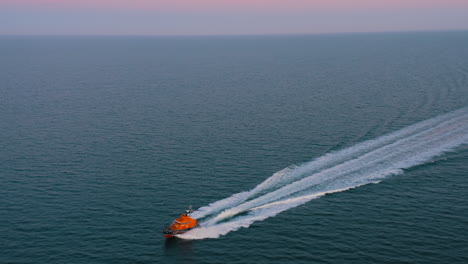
3,0,468,11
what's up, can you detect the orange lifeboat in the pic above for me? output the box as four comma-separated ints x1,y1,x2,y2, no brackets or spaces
163,206,198,238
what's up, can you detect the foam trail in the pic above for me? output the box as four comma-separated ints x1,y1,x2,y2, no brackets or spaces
181,107,468,239
181,184,376,240
192,107,467,219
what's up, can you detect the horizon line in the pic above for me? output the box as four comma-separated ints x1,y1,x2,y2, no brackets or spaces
1,28,467,38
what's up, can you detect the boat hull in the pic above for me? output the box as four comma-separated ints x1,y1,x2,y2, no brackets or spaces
163,227,196,238
163,208,198,238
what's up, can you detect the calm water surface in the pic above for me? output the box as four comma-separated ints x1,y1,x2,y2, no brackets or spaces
1,32,468,263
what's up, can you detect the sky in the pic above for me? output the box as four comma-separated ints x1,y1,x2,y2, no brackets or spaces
1,0,468,35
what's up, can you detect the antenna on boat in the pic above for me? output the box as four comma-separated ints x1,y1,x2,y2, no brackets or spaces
186,205,194,215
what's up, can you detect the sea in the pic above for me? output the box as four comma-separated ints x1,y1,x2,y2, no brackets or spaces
1,31,468,264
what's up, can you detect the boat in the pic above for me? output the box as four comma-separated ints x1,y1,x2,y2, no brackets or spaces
163,206,198,238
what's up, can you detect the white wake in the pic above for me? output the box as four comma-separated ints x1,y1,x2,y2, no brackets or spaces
180,107,468,239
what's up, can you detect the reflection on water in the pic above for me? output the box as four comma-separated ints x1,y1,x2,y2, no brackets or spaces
164,237,194,260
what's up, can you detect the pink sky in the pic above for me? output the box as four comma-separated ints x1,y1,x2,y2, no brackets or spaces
2,0,468,35
3,0,468,11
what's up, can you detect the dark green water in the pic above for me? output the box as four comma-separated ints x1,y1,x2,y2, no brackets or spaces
1,32,468,263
